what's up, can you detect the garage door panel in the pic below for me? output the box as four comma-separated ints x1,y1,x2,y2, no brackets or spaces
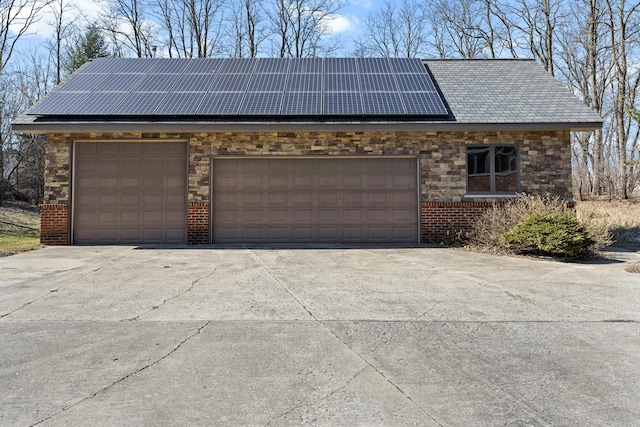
293,209,314,222
292,193,313,205
98,194,118,206
74,141,187,244
268,209,288,222
213,157,417,243
243,192,264,205
293,228,313,240
243,210,263,222
121,211,141,223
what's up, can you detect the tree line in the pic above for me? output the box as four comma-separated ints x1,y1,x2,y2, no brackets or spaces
0,0,638,204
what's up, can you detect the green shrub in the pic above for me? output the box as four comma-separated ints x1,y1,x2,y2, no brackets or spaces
502,212,596,258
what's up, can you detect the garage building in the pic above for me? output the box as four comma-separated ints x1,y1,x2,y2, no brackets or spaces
12,57,602,245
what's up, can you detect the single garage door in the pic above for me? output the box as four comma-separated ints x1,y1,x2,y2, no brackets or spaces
212,157,418,243
73,141,187,244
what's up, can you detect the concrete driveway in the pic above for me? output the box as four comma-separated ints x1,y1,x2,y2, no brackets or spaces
1,245,639,426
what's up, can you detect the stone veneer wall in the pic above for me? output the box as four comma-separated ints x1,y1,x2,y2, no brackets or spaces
42,130,572,244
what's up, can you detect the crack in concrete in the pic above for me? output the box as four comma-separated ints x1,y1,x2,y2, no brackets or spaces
30,321,210,427
247,248,443,426
128,268,218,321
263,366,369,427
0,251,135,320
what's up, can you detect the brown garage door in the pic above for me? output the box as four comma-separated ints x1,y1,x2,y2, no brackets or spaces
212,157,418,243
73,141,187,244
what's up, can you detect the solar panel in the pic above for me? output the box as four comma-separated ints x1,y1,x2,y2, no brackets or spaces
362,92,405,115
324,58,356,74
357,58,391,74
115,58,159,73
171,74,217,92
71,92,129,115
28,91,90,115
255,58,289,73
208,74,252,92
217,58,256,73
324,74,359,92
286,74,322,92
26,57,449,118
80,58,126,74
281,92,321,115
238,92,283,115
94,73,146,92
359,74,397,92
149,58,191,74
289,58,323,73
395,73,436,92
155,92,207,115
57,74,108,92
135,74,181,92
323,92,362,115
184,58,225,74
197,92,245,115
247,73,286,92
388,58,427,74
111,92,168,115
401,92,448,115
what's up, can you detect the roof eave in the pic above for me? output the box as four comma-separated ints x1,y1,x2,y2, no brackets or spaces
11,119,603,134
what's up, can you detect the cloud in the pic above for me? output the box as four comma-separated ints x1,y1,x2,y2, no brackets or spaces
327,14,355,34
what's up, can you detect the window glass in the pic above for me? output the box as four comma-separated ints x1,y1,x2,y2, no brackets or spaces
467,145,519,194
467,146,491,193
494,146,518,192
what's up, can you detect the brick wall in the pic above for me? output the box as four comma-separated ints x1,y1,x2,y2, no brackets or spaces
41,130,573,245
187,202,209,244
40,204,69,245
421,202,495,244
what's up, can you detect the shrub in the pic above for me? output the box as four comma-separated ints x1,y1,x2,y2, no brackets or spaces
502,212,596,258
466,194,611,257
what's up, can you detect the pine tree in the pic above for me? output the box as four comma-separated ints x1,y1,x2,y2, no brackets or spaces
63,25,111,75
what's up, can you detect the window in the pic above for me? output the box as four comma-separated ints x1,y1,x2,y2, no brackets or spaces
467,145,519,194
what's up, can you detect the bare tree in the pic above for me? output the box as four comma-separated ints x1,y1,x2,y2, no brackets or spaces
355,0,428,58
425,0,504,59
505,0,567,76
154,0,225,57
224,0,266,57
47,0,78,84
100,0,158,58
266,0,345,57
605,0,640,198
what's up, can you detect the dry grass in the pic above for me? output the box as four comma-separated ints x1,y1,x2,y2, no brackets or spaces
575,198,640,245
0,202,41,256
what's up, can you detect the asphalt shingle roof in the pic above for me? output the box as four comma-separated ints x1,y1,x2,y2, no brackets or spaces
425,59,601,125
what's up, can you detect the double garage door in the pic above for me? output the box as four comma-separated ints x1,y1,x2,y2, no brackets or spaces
73,142,418,244
212,158,418,243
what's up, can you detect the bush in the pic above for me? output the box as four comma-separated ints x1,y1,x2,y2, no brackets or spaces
502,212,596,258
466,194,611,257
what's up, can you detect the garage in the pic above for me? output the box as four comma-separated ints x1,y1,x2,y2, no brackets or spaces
73,141,187,244
212,157,418,243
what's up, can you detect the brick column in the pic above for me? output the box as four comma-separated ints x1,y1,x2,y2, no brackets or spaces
187,202,209,244
40,204,69,245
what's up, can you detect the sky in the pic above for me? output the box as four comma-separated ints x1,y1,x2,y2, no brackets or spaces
16,0,383,59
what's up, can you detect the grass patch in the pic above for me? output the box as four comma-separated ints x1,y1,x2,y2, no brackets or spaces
576,198,640,244
0,202,41,256
626,261,640,274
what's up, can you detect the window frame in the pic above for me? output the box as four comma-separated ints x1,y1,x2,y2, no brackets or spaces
466,144,520,195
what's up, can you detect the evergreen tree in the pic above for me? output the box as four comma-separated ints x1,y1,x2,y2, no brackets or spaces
63,25,111,75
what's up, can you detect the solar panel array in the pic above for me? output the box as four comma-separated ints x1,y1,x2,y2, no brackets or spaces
28,57,449,118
